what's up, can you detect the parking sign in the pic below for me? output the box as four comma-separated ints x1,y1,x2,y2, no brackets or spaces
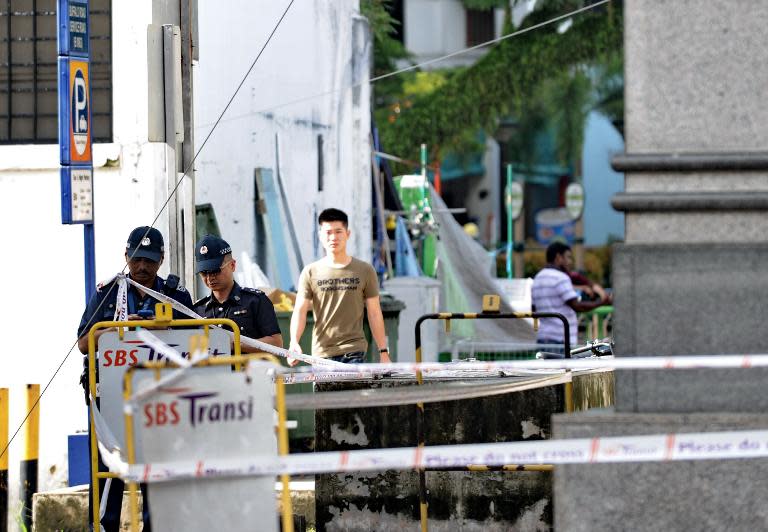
58,57,92,165
57,0,89,57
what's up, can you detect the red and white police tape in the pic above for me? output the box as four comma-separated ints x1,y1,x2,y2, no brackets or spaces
122,428,768,483
280,353,768,377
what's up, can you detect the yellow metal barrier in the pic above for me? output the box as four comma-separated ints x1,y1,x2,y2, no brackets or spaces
121,350,291,532
86,303,244,530
414,305,572,532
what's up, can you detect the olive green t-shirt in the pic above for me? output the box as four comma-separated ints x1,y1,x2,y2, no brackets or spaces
298,257,380,357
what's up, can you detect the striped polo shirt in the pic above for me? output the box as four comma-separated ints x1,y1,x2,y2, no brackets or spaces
531,267,578,344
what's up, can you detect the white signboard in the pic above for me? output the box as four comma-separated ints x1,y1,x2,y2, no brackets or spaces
69,166,93,222
565,182,585,220
399,174,426,188
134,369,278,532
97,328,231,449
505,181,524,221
494,278,533,314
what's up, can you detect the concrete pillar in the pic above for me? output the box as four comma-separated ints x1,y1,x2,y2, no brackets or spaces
553,1,768,529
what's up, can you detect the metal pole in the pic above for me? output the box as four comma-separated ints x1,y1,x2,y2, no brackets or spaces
163,24,182,281
420,143,428,208
123,369,140,532
513,212,525,278
84,223,97,302
275,376,294,532
19,384,39,531
88,333,101,528
180,0,197,294
0,388,8,532
505,164,513,279
414,318,428,532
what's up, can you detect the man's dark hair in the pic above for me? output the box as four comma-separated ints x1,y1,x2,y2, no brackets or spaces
318,208,348,228
546,241,571,263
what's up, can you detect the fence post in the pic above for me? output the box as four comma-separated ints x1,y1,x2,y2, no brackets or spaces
1,388,9,532
19,384,39,531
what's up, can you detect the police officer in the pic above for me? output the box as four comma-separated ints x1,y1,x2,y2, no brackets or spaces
77,226,194,353
193,235,283,351
76,226,193,532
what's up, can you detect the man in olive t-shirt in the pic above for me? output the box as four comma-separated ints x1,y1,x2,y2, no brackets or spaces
289,208,390,364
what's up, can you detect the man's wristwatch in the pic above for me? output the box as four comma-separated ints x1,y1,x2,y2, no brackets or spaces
379,348,389,353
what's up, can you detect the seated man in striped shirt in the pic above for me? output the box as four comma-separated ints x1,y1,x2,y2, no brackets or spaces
531,242,612,348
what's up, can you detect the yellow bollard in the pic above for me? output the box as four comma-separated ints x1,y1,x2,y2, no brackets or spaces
20,384,40,531
1,388,8,530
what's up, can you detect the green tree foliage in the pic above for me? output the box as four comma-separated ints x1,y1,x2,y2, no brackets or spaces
360,0,411,107
374,1,623,164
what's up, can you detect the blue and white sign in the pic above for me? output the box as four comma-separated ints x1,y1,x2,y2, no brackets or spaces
60,166,94,224
57,0,89,57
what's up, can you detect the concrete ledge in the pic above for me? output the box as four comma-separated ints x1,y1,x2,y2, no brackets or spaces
32,481,316,531
612,191,768,211
552,412,768,531
612,152,768,172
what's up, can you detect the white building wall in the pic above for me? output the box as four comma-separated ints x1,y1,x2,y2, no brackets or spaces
194,0,372,286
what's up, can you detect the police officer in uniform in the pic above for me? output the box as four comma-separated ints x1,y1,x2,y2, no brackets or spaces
193,235,283,351
77,226,194,352
76,226,193,532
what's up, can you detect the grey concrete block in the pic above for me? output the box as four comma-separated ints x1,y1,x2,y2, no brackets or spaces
625,0,768,152
625,171,768,194
552,412,768,531
624,211,768,244
612,243,768,412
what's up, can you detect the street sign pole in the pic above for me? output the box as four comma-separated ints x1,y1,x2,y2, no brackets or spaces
565,181,585,272
84,224,96,301
58,0,95,303
505,164,513,279
504,165,524,279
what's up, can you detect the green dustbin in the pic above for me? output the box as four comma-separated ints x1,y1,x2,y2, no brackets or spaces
276,294,405,444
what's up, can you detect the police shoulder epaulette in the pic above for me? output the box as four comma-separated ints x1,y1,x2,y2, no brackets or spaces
241,287,263,295
193,295,210,307
176,285,187,293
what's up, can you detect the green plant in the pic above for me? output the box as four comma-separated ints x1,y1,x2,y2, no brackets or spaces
376,1,623,164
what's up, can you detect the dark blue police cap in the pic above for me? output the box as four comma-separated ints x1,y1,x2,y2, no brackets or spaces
126,226,164,262
195,235,232,273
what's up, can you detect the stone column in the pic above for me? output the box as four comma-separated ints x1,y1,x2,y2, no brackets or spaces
553,1,768,529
